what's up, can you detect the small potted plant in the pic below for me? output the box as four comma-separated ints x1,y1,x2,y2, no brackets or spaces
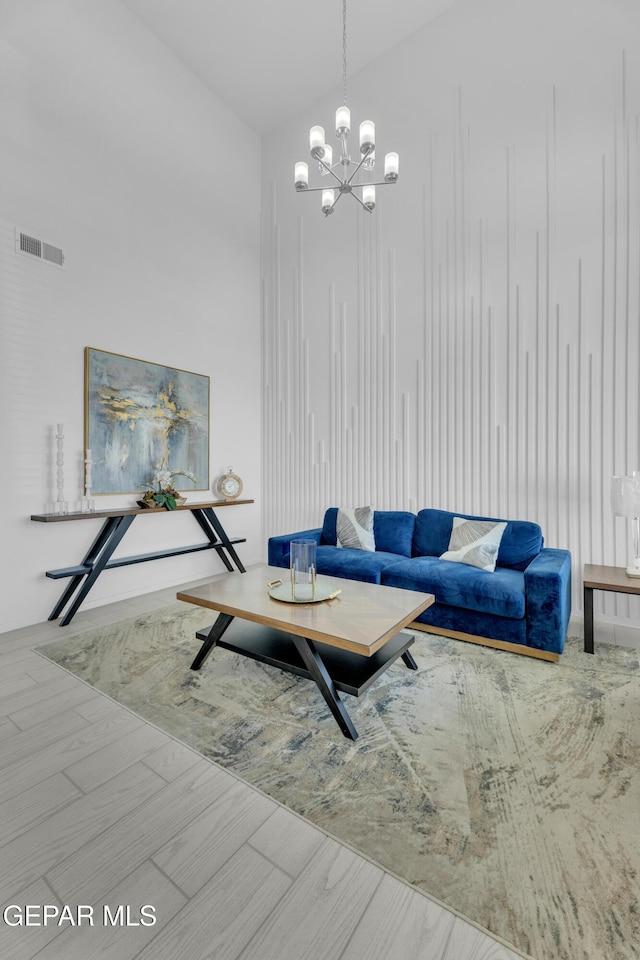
138,461,197,511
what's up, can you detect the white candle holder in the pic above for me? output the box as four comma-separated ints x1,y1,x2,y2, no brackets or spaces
55,424,68,514
83,448,95,512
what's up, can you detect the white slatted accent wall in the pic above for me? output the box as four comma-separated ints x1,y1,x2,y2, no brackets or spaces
262,56,640,627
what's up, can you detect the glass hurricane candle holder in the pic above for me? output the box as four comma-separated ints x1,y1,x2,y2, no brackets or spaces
290,539,317,601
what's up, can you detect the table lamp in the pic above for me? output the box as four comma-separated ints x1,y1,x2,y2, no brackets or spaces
611,473,640,577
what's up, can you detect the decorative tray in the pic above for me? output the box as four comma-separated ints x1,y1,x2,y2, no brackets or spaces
267,579,342,604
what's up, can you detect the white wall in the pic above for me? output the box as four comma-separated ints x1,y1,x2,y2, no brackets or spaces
0,0,262,632
261,0,640,627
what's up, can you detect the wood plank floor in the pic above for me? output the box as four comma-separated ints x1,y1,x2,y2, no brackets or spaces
0,577,530,960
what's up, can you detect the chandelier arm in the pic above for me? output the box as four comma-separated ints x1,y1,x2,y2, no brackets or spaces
346,153,370,185
324,190,346,216
351,179,397,188
297,186,340,194
319,160,346,186
350,191,373,213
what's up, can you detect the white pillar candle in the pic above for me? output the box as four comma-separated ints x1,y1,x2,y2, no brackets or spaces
362,185,376,210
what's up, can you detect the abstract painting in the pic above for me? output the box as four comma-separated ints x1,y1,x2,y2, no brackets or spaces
85,347,209,495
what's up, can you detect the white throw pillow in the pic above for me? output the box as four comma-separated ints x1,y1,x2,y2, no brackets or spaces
440,517,507,572
336,506,376,552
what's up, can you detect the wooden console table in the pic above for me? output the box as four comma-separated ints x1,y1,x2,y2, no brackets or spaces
31,499,253,627
583,563,640,653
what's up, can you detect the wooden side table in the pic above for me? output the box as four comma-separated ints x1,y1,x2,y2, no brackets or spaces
583,563,640,653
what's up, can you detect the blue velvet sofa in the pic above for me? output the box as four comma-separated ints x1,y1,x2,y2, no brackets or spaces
267,507,572,662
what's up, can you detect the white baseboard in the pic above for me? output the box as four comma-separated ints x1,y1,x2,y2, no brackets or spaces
569,613,640,648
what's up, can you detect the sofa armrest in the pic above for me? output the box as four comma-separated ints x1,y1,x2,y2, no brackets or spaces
267,528,322,568
524,548,572,655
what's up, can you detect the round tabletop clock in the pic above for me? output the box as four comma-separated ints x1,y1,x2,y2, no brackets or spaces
215,467,243,501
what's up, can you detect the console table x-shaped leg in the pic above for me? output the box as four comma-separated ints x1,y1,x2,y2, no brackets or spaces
48,514,136,627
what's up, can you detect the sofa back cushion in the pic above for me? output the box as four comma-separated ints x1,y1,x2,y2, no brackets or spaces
413,508,542,571
321,508,415,557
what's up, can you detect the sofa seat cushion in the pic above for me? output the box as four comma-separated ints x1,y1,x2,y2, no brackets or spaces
413,509,542,571
414,601,528,646
381,556,525,619
315,546,404,584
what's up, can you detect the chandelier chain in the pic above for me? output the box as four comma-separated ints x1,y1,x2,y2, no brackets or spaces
342,0,347,106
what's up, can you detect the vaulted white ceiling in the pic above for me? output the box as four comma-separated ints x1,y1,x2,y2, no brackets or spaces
122,0,462,135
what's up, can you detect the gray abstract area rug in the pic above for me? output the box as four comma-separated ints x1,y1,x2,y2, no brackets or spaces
37,604,640,960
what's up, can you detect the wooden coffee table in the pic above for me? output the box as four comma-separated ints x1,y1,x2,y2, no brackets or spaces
177,565,435,740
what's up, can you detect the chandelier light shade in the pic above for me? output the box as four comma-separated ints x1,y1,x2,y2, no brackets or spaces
359,120,375,153
294,162,309,189
611,473,640,577
336,106,350,134
294,0,399,217
310,126,326,158
384,151,399,181
362,184,375,211
322,189,336,214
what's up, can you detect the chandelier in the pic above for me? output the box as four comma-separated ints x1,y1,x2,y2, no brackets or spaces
294,0,399,216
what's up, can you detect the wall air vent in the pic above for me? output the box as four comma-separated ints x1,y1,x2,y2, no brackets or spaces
15,229,65,269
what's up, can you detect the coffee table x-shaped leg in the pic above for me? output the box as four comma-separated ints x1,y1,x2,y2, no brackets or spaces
190,612,418,741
